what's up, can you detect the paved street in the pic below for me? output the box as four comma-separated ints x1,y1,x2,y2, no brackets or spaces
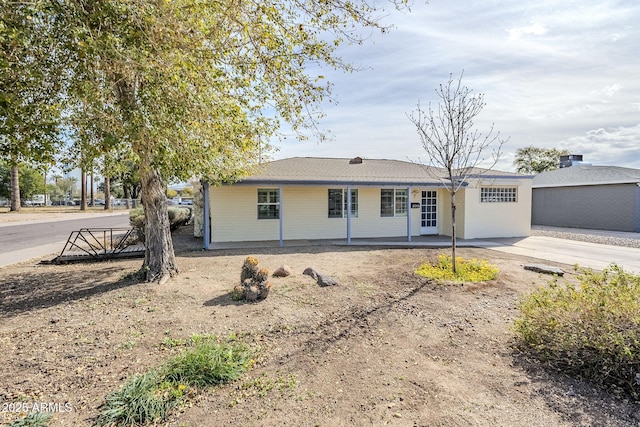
0,213,130,268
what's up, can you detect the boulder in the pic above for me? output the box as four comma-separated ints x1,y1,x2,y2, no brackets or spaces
317,273,339,287
524,264,565,276
303,267,318,280
303,267,338,286
273,265,293,277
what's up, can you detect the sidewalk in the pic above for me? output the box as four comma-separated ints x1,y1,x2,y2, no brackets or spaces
0,210,128,228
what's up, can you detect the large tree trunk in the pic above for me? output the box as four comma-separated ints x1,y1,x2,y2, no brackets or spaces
90,173,94,207
104,176,111,210
124,185,131,209
80,170,87,210
10,163,21,212
140,166,178,283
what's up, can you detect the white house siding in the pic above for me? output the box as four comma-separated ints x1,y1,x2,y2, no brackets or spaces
281,186,346,240
209,180,531,243
210,185,280,242
437,189,465,239
461,178,532,239
349,187,408,238
211,185,428,242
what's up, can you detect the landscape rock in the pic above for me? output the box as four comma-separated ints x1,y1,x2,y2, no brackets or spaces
303,267,338,286
524,264,565,276
317,273,339,287
303,267,318,280
273,265,293,277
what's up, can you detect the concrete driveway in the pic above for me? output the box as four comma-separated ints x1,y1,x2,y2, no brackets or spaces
484,235,640,275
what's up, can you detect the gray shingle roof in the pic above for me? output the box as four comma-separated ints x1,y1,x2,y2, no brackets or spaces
236,157,527,186
533,165,640,188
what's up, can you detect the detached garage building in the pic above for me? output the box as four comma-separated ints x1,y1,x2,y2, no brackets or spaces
200,157,532,247
532,163,640,232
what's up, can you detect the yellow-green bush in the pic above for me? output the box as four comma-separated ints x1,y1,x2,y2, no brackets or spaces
513,264,640,398
414,254,499,283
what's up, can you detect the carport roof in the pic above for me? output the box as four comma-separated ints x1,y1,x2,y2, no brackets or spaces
533,165,640,188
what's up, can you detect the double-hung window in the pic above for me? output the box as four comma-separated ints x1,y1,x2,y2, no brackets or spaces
380,189,407,217
328,189,358,218
257,188,279,219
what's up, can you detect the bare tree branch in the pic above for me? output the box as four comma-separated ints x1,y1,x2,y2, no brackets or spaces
407,71,509,272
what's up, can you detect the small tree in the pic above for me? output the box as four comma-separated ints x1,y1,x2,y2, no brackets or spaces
408,72,507,273
513,146,570,174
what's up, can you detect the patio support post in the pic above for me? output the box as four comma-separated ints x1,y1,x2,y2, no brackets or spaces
279,185,284,247
203,182,210,250
347,185,352,244
407,186,412,242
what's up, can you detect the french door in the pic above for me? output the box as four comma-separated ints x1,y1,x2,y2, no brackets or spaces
420,190,437,235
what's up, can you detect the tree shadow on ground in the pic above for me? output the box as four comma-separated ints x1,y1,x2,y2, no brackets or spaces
0,264,141,318
203,291,263,307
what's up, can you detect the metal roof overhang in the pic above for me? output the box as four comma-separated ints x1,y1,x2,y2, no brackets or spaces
533,179,640,189
227,179,457,187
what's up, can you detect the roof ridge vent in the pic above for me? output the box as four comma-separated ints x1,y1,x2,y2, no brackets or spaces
349,156,363,164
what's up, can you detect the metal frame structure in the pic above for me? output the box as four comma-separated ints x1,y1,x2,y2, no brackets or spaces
54,228,144,263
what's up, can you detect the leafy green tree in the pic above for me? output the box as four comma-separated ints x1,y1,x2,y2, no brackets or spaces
408,73,507,273
60,0,404,282
0,161,44,200
513,146,570,174
18,166,45,200
56,176,77,201
0,1,64,211
0,161,8,199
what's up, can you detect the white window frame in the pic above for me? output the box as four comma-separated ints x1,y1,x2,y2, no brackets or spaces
381,189,407,217
257,188,280,219
328,189,358,218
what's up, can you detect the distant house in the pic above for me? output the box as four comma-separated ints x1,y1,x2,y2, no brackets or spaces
200,157,533,247
532,159,640,232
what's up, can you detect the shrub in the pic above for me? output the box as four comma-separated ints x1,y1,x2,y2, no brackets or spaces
162,336,252,387
95,370,179,426
513,264,640,398
95,335,252,426
9,412,51,427
414,254,499,283
129,207,193,243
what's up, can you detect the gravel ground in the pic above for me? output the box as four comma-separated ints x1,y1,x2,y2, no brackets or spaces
532,225,640,249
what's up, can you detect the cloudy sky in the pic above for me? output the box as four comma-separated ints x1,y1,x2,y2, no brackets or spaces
273,0,640,172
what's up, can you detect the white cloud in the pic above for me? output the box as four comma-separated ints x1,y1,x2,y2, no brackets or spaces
507,22,547,39
273,0,640,172
557,125,640,167
591,84,623,98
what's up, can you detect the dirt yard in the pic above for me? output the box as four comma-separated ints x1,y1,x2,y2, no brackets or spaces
1,225,639,426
